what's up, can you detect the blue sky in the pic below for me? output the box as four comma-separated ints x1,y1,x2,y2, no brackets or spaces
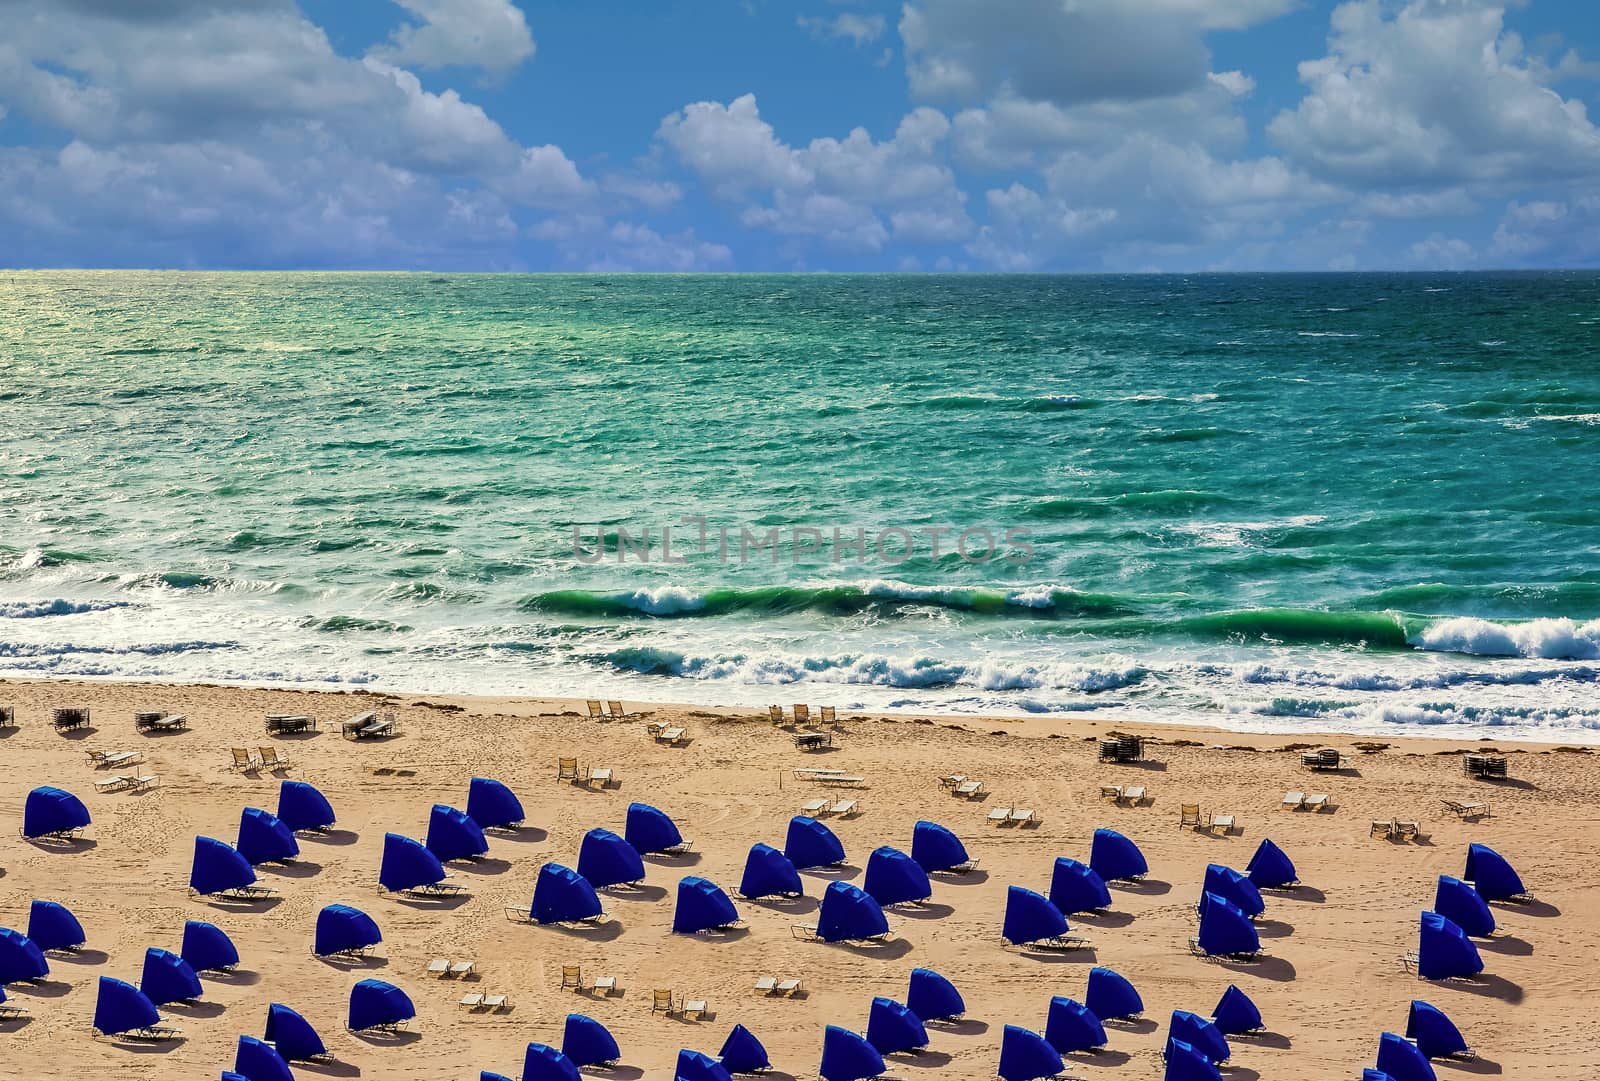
1,0,1598,271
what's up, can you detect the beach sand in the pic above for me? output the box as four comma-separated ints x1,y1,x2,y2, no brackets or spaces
1,676,1596,1078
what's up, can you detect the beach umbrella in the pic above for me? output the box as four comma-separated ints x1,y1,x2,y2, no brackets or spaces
910,820,972,874
1462,844,1527,902
561,1012,620,1066
578,828,646,889
425,805,488,863
466,776,524,830
276,781,336,833
181,920,240,974
865,997,927,1055
718,1023,770,1074
817,882,889,943
1245,838,1298,889
863,847,932,907
265,1002,328,1063
1434,876,1496,937
785,816,846,870
1045,996,1105,1054
26,900,86,952
1049,858,1111,914
819,1025,885,1081
998,1024,1064,1081
1195,892,1260,957
1375,1031,1437,1081
1405,1000,1470,1060
738,843,803,899
906,967,964,1022
1210,985,1262,1036
1085,966,1143,1021
1088,828,1147,882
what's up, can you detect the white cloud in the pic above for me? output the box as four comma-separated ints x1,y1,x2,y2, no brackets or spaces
370,0,535,75
797,12,887,46
1489,194,1600,265
1355,189,1478,219
1269,0,1600,187
497,143,596,207
529,215,733,271
1405,233,1476,269
656,94,812,197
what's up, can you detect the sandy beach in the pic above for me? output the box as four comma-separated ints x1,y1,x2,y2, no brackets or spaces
1,676,1596,1079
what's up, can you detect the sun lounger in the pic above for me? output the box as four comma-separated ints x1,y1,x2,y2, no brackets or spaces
52,707,91,731
656,726,687,745
830,799,859,817
988,807,1012,824
682,998,708,1019
652,989,675,1014
801,798,829,815
794,767,849,781
458,993,484,1009
1179,803,1201,828
122,1024,184,1041
954,780,985,798
776,977,802,994
230,747,260,772
795,731,832,751
1441,799,1491,819
939,774,968,790
482,993,508,1011
149,714,187,732
94,774,134,793
428,958,449,976
450,960,475,977
88,749,144,768
793,705,810,725
1100,784,1123,800
1207,813,1236,834
1463,754,1507,779
264,713,316,734
1304,793,1329,811
258,746,291,771
0,1002,28,1020
1395,820,1420,839
755,976,777,994
1282,791,1305,810
1009,808,1038,825
587,767,613,788
1189,936,1262,962
820,773,864,788
558,757,580,780
608,701,631,720
1120,786,1146,805
1370,819,1395,838
769,705,785,725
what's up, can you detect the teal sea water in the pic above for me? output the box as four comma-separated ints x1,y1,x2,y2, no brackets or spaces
3,270,1599,740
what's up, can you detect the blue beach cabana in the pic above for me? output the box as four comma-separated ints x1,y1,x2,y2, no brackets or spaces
1376,1031,1437,1081
190,836,261,898
1202,865,1264,919
625,803,691,856
562,1012,620,1067
739,843,803,900
1170,1010,1229,1064
378,832,451,894
1165,1038,1223,1081
1050,858,1111,914
530,864,604,925
906,967,964,1023
676,1049,734,1081
1211,984,1263,1036
1245,838,1298,889
1089,828,1147,883
820,1025,885,1081
1045,996,1106,1054
466,776,524,830
346,978,413,1033
578,828,646,889
1001,886,1076,949
1463,844,1529,903
92,976,164,1037
910,820,975,874
426,805,488,863
865,997,927,1055
864,847,932,907
314,904,381,959
718,1024,771,1075
23,786,90,841
181,920,239,974
27,900,86,952
1434,876,1495,938
785,816,846,870
1416,912,1483,981
0,928,48,985
265,1002,329,1062
1085,966,1143,1022
999,1024,1065,1081
522,1042,582,1081
1194,892,1260,958
235,1034,294,1081
673,877,741,935
277,781,336,834
238,808,300,866
140,947,202,1006
1406,1000,1470,1060
816,881,890,943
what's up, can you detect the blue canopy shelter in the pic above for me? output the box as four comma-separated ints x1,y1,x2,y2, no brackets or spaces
140,947,202,1006
1165,1038,1224,1081
817,881,890,943
1049,858,1111,914
347,979,413,1032
277,781,336,834
1245,838,1298,889
820,1025,885,1081
907,967,964,1023
224,1072,251,1081
1417,912,1483,981
1376,1031,1437,1081
739,843,803,899
866,997,927,1055
1202,865,1264,919
1195,892,1260,957
482,1074,514,1081
625,803,689,856
1045,996,1106,1054
1434,876,1495,938
23,786,90,841
522,1042,582,1081
1364,1073,1398,1081
1406,1001,1470,1060
719,1024,771,1075
27,900,85,952
673,877,741,934
181,920,239,974
910,820,973,874
235,1034,294,1081
676,1049,733,1081
785,816,846,870
238,808,301,866
1085,966,1144,1021
0,929,48,985
379,832,448,893
562,1012,620,1067
1211,985,1263,1036
190,836,259,897
426,805,489,863
531,864,604,925
314,904,382,958
999,1024,1065,1081
266,1002,329,1062
1089,828,1147,883
578,828,646,889
1170,1010,1229,1064
1463,844,1528,903
466,776,524,831
93,976,162,1036
1001,886,1070,947
864,847,932,907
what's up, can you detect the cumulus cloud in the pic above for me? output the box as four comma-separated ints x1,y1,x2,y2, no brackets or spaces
1489,193,1600,265
797,12,887,46
1270,0,1600,187
371,0,536,75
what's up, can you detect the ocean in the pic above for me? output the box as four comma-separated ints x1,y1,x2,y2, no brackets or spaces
3,270,1599,741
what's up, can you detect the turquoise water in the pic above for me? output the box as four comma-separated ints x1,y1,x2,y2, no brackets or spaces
3,270,1600,739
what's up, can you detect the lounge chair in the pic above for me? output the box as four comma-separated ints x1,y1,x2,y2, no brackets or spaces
1188,937,1262,963
592,975,616,995
450,960,475,977
800,798,829,815
1441,799,1491,819
52,707,91,731
987,806,1012,825
561,966,584,991
793,704,810,725
427,958,449,977
1120,786,1147,805
1100,784,1123,801
586,766,614,788
0,1001,27,1020
954,780,985,798
1463,754,1507,779
1282,791,1305,810
458,993,484,1009
1401,951,1420,974
0,706,15,729
608,701,631,721
1009,808,1038,826
1395,820,1421,839
652,989,675,1015
148,713,187,732
656,726,687,745
258,746,291,771
341,712,376,738
820,773,864,788
1304,793,1329,812
587,701,606,720
939,773,967,790
1179,803,1201,828
830,799,859,817
88,749,143,768
1301,748,1342,770
94,775,134,793
755,976,777,994
557,757,580,781
795,731,831,751
264,713,316,734
769,705,785,725
482,993,508,1011
1370,819,1395,838
230,747,259,772
682,997,708,1020
1207,813,1236,835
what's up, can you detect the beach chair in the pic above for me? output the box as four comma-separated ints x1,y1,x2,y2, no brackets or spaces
820,706,837,724
656,726,687,745
1301,748,1342,770
1464,754,1507,779
939,773,967,791
94,774,134,793
1100,784,1123,801
457,993,484,1010
128,774,160,792
482,992,508,1011
450,960,475,977
1207,813,1236,835
830,799,859,817
359,713,395,739
769,705,784,725
1441,799,1490,819
558,757,580,781
0,1001,27,1020
652,989,676,1015
1120,786,1147,805
150,713,187,732
341,711,375,738
1009,808,1038,826
561,966,585,992
1370,819,1395,838
954,779,985,798
820,773,864,788
987,806,1013,825
1401,951,1420,974
755,976,777,995
1395,819,1421,839
258,746,291,771
587,700,605,720
0,706,14,729
793,704,810,725
230,747,259,772
427,958,449,977
1304,793,1329,811
795,731,832,751
800,798,829,816
1179,803,1201,828
608,701,630,721
592,974,616,995
53,707,91,731
682,997,709,1020
1282,791,1305,810
587,766,614,788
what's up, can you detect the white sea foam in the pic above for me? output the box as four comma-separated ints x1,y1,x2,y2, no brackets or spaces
1412,616,1600,660
0,599,132,619
611,586,708,616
